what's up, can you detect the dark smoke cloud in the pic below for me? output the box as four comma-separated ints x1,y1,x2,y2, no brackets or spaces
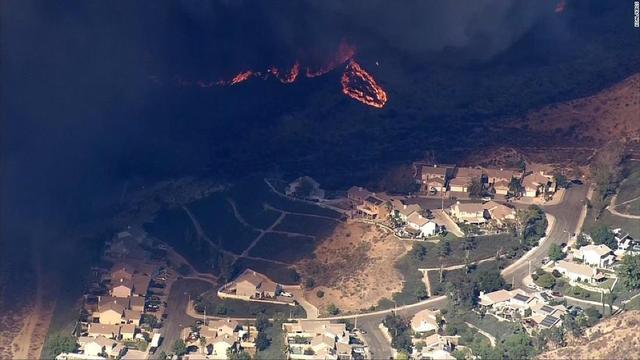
176,0,562,62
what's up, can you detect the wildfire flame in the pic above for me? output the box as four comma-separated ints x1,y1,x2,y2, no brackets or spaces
341,60,388,109
269,62,300,84
166,41,387,108
554,0,566,13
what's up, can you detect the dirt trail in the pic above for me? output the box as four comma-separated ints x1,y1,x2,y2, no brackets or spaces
608,192,640,219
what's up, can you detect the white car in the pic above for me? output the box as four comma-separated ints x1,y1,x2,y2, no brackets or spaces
280,292,293,297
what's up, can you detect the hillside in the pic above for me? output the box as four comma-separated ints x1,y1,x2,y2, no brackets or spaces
507,73,640,146
538,310,640,360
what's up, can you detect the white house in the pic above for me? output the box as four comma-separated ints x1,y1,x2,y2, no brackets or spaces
81,337,116,357
410,309,439,333
449,202,487,224
555,260,603,284
406,212,437,237
578,244,615,268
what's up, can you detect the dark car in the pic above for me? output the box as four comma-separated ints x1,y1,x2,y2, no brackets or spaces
571,179,584,185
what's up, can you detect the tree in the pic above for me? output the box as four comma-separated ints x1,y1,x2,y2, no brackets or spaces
591,226,617,249
548,243,565,261
142,314,158,328
157,351,168,360
617,254,640,290
255,312,269,332
255,331,270,351
326,303,340,315
502,333,535,360
534,272,556,289
521,205,547,248
383,314,412,353
411,243,428,262
172,339,187,356
414,282,428,300
554,174,569,189
438,239,451,258
468,177,484,198
576,233,590,248
591,142,624,201
46,334,77,356
475,266,506,293
508,177,523,197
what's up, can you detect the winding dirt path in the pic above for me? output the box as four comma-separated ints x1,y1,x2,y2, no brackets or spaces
608,193,640,219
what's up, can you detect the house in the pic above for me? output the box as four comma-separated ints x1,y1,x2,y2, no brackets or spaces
120,323,136,340
410,309,439,333
484,168,521,185
491,179,511,196
482,201,516,226
448,167,483,192
98,296,129,311
395,203,422,222
207,319,240,337
421,165,451,193
356,195,389,220
346,186,372,204
123,309,141,326
131,274,150,297
555,260,604,284
529,303,566,329
450,202,487,224
111,278,133,298
129,297,145,312
448,177,470,193
522,172,555,198
230,269,280,299
111,263,134,282
479,289,514,308
88,324,120,339
98,301,124,325
81,336,116,357
282,320,349,360
55,353,106,360
577,244,615,268
406,213,437,237
413,334,458,360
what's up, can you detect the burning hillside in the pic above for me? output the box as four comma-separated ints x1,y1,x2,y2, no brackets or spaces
165,42,388,109
341,60,388,108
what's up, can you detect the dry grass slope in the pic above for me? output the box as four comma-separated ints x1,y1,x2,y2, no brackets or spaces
538,310,640,360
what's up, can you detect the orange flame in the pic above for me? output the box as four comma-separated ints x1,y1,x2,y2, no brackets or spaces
341,60,388,109
270,62,300,84
217,70,258,86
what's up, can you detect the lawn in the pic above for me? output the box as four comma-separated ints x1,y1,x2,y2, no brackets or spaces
583,206,640,239
273,214,339,239
249,232,319,263
188,193,259,254
195,291,306,318
459,311,524,341
255,322,286,360
234,257,301,285
616,163,640,204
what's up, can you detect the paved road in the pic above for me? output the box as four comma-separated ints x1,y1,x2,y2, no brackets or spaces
157,279,211,355
336,296,448,359
503,183,589,290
